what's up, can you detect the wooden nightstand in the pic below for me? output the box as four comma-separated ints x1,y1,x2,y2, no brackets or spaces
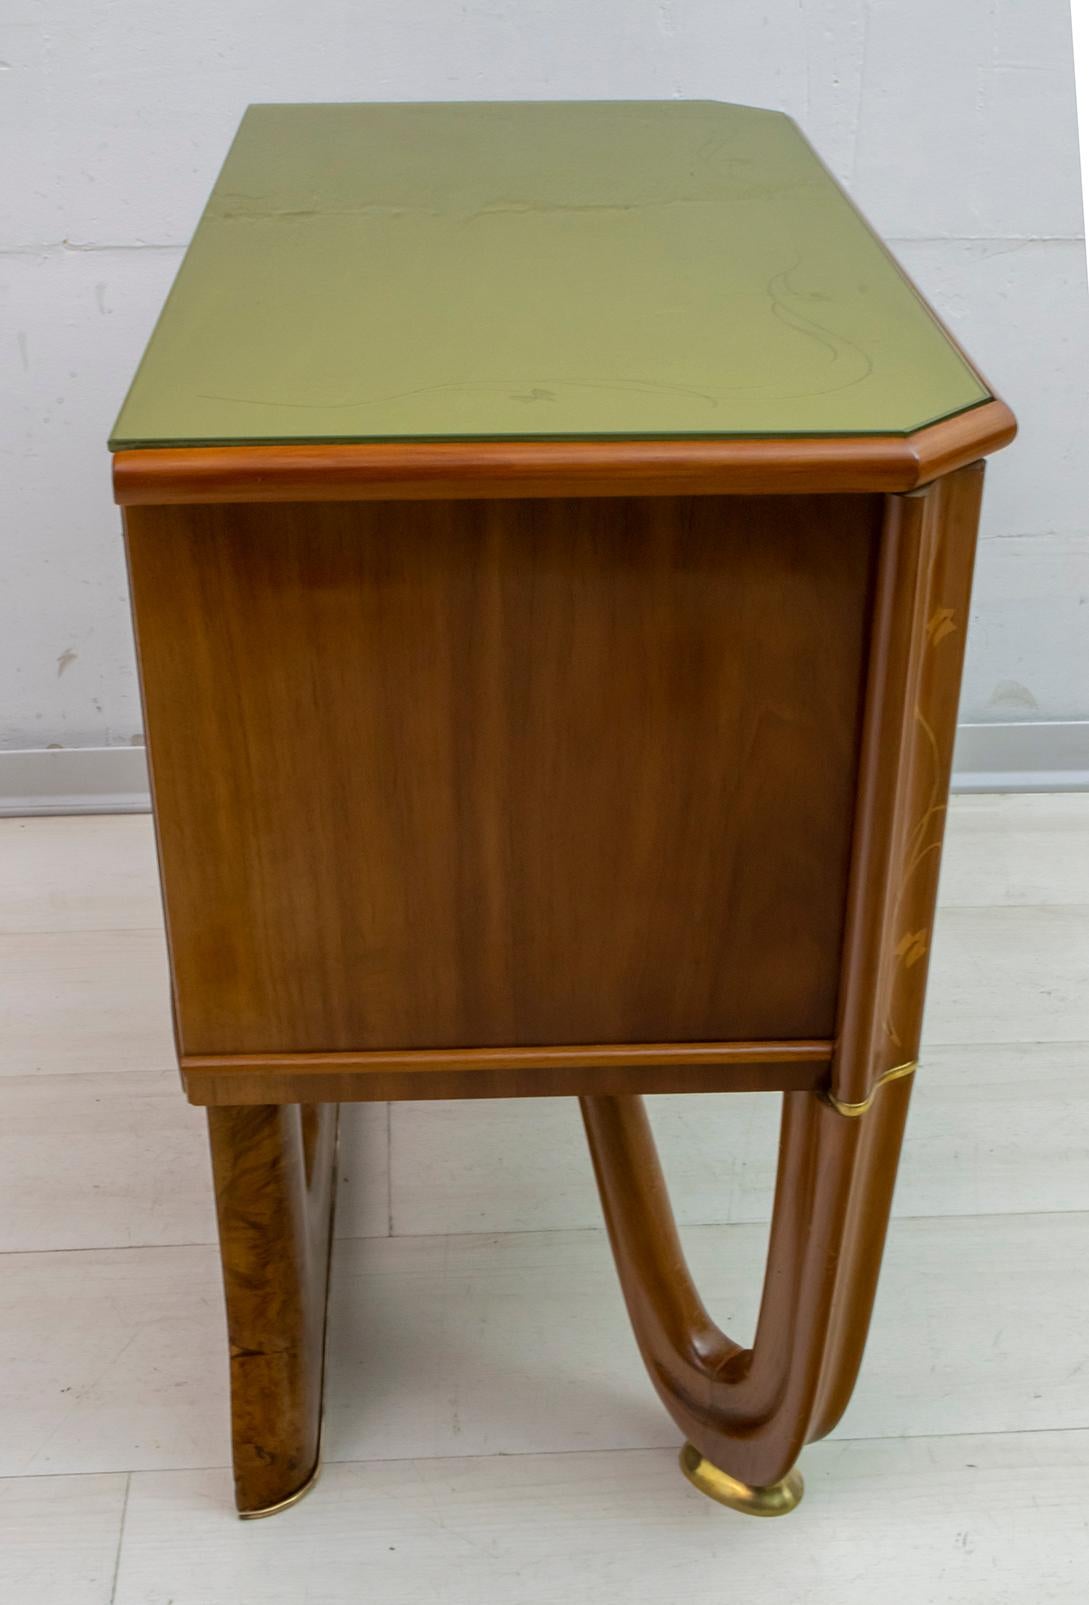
111,100,1014,1518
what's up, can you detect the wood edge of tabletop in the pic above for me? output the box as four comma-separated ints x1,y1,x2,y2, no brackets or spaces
179,1040,832,1106
112,399,1016,506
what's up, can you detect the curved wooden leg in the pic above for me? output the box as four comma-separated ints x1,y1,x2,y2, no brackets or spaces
581,471,982,1512
207,1102,339,1517
580,1078,911,1511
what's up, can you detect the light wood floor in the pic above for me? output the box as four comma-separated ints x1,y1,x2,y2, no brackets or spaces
1,795,1087,1603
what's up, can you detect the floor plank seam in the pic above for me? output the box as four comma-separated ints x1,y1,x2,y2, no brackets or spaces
107,1471,130,1605
386,1102,393,1237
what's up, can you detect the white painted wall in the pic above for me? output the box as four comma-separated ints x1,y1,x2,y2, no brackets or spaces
3,2,1087,767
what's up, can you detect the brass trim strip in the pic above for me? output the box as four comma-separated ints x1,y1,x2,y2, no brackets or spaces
824,1059,917,1118
238,1462,321,1521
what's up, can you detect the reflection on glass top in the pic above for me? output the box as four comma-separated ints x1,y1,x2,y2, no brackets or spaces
110,101,990,450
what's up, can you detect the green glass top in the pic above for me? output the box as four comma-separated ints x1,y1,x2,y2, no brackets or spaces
110,101,989,450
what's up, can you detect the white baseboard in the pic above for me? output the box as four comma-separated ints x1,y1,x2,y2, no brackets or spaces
1,722,1087,816
951,721,1089,792
0,746,151,816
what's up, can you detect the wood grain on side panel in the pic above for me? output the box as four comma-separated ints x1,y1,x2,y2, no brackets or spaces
126,492,879,1066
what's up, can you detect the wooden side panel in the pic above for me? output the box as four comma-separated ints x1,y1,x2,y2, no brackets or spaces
833,463,985,1107
126,492,879,1060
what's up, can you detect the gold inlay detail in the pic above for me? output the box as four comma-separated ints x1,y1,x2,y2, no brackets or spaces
824,1059,918,1119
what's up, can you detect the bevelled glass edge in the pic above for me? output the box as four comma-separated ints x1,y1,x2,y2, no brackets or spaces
107,393,994,453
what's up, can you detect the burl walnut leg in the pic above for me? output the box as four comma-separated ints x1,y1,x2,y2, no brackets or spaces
581,1081,911,1515
207,1103,339,1517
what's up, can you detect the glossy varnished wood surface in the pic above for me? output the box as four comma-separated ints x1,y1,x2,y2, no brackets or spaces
581,1074,913,1489
112,399,1015,505
128,464,999,1512
181,1040,832,1106
127,491,878,1069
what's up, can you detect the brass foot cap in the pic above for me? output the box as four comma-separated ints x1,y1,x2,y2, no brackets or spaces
679,1444,804,1517
237,1461,321,1521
